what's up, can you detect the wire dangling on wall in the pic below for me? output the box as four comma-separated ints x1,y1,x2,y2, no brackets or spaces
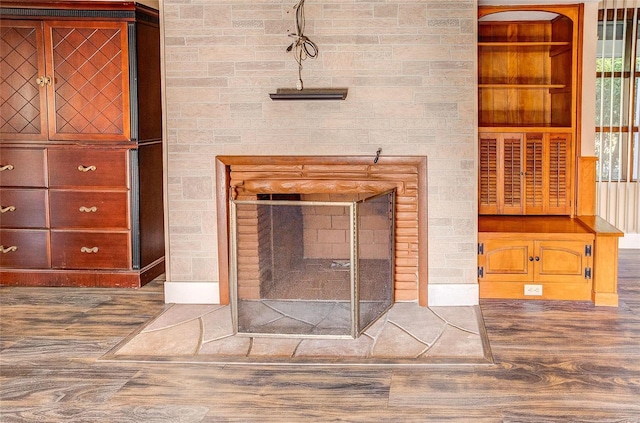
286,0,318,90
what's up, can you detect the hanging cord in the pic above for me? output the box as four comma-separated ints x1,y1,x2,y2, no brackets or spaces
286,0,318,90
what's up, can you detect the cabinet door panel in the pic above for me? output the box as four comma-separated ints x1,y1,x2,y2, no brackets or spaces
50,190,128,229
0,189,48,228
51,231,130,269
547,133,571,214
0,20,47,141
479,134,499,214
480,239,533,282
0,229,50,268
501,134,524,214
524,133,545,214
48,149,128,188
535,240,590,283
44,20,130,141
0,148,47,187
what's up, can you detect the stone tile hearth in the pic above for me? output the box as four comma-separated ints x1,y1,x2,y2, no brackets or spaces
103,303,493,365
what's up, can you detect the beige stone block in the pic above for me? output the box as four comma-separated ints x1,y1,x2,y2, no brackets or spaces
374,4,398,18
202,3,231,28
398,4,426,27
182,176,213,200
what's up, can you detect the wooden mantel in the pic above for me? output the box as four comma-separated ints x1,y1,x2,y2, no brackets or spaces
215,155,429,306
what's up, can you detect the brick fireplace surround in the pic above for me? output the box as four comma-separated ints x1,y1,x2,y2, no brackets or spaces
215,155,428,305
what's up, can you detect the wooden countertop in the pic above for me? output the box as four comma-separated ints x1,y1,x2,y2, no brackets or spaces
479,216,592,234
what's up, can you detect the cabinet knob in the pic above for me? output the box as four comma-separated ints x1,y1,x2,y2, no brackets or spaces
79,206,98,213
80,246,99,253
0,164,14,172
529,256,534,261
36,76,52,87
535,256,540,261
0,245,18,254
77,165,97,172
0,206,16,213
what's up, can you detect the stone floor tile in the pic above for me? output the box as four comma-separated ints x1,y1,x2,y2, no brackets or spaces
249,337,301,357
201,306,234,342
115,319,201,356
423,325,485,358
143,304,221,332
199,335,251,356
386,302,447,345
295,336,373,358
429,306,480,334
371,321,428,358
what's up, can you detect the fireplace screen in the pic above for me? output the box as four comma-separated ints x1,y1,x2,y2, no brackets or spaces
230,189,395,338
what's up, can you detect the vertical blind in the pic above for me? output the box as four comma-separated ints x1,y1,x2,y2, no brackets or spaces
596,1,640,234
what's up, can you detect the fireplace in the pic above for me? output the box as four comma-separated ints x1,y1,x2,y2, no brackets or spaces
216,156,429,309
230,190,395,338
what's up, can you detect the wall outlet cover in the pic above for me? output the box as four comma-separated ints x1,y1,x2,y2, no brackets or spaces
524,284,543,296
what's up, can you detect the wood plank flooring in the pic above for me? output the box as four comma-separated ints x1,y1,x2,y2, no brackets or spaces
1,250,639,422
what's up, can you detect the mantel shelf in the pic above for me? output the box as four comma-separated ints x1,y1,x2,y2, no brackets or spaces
269,88,348,101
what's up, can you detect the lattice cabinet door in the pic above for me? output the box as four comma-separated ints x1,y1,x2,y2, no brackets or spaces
44,20,130,141
0,20,48,141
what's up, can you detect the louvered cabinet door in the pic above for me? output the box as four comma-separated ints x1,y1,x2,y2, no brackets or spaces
479,133,499,214
546,133,572,214
43,20,130,141
0,20,48,141
524,133,545,214
500,134,524,214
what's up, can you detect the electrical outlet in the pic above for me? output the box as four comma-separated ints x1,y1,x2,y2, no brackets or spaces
524,284,543,296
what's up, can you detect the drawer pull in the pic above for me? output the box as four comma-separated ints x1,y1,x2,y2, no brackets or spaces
77,165,97,172
0,164,14,172
1,206,16,213
80,246,99,253
0,245,18,254
79,206,98,213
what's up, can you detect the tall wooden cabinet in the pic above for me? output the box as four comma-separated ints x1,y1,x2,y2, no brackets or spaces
0,2,164,288
478,5,624,306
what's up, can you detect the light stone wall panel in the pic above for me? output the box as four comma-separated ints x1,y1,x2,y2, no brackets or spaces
164,0,478,304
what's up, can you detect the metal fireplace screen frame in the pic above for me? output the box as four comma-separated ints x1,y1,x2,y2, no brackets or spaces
229,189,396,339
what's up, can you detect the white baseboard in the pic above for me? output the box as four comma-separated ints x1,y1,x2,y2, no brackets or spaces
620,233,640,249
164,281,220,304
428,283,479,307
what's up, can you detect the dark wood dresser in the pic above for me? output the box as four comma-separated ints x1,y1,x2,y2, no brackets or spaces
0,1,164,287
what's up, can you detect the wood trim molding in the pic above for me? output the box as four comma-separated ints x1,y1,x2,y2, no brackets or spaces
215,155,429,306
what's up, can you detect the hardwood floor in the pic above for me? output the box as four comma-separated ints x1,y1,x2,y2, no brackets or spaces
1,250,639,422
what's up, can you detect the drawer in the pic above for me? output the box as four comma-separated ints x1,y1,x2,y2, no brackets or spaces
0,148,47,187
0,189,48,228
49,191,129,229
0,230,50,269
51,231,130,269
48,149,129,188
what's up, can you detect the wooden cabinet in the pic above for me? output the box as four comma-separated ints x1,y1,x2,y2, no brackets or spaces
479,131,572,215
0,19,130,141
478,5,581,217
0,2,164,288
478,217,594,301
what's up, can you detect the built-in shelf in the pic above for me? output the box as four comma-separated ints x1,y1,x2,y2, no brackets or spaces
478,41,570,47
269,88,348,101
479,84,565,89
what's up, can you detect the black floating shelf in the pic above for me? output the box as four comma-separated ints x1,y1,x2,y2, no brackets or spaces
269,88,348,101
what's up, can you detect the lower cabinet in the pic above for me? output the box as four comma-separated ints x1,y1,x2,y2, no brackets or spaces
0,145,164,287
478,233,594,301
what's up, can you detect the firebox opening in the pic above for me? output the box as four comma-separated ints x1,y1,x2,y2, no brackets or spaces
230,190,396,338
